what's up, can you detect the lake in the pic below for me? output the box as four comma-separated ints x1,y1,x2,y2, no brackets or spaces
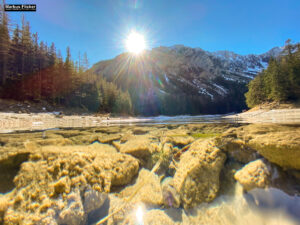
0,117,299,225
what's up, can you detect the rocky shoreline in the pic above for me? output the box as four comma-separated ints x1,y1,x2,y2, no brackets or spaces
0,123,299,224
225,108,300,124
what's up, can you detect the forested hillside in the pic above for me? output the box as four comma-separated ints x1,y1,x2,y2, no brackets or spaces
245,41,300,108
0,7,132,114
2,4,298,116
90,45,283,116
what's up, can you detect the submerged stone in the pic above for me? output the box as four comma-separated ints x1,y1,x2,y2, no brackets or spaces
98,133,122,144
3,145,139,224
222,124,300,170
120,168,163,207
107,195,134,225
216,128,259,163
173,139,226,208
161,177,180,208
120,137,152,160
234,159,272,191
144,209,176,225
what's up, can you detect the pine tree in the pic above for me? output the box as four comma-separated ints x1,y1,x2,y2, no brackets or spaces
245,74,266,108
0,2,10,85
245,41,300,108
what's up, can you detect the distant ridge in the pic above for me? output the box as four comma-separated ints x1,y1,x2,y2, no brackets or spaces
90,45,285,115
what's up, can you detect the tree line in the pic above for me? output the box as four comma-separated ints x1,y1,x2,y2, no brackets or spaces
245,41,300,108
0,6,132,114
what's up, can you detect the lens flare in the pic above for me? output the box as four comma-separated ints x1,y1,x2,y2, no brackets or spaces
136,205,144,224
125,31,146,55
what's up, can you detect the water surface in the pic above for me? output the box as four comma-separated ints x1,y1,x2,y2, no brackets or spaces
0,121,299,225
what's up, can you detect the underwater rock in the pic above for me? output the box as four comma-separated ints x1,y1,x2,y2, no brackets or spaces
173,139,226,208
164,128,194,146
119,131,135,143
69,134,99,145
219,161,244,196
88,142,117,154
107,195,135,225
57,189,86,225
132,127,152,135
0,151,30,193
144,209,177,225
120,168,163,207
247,129,300,170
219,124,300,170
83,186,108,214
150,142,173,174
169,136,194,147
161,177,180,208
234,159,272,191
112,141,121,151
0,194,10,224
3,146,139,224
216,128,259,163
120,137,152,160
98,133,122,144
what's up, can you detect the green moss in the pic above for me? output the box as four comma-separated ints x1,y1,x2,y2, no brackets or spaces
191,133,221,139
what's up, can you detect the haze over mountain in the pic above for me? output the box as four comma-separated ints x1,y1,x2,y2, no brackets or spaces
91,45,284,115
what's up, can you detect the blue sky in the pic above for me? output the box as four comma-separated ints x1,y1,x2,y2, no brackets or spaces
6,0,300,65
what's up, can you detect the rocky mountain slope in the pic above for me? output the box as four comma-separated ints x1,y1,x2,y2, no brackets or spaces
91,45,284,115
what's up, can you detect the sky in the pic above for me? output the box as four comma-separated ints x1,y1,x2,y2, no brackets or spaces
5,0,300,65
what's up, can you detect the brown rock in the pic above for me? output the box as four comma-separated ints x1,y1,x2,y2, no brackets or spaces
57,190,86,225
144,209,176,225
161,177,180,208
219,124,300,170
216,129,259,163
173,139,226,208
120,168,163,207
170,136,194,146
107,195,134,225
98,133,121,144
88,142,117,154
0,194,10,224
234,159,272,191
3,145,139,224
120,138,152,160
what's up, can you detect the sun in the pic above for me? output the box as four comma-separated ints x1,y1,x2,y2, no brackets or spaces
125,31,146,54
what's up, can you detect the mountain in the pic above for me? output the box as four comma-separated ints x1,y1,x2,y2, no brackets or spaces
90,45,284,116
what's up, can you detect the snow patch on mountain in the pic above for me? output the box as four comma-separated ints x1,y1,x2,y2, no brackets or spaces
164,73,169,83
212,83,228,96
199,88,214,100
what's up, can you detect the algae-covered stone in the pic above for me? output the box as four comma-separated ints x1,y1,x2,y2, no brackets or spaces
0,194,10,224
83,187,108,214
88,142,117,154
3,145,139,224
161,177,180,208
220,124,300,170
216,128,259,163
144,209,177,225
120,138,152,160
173,139,226,208
57,189,86,225
69,134,99,145
132,127,152,135
165,129,194,146
107,195,134,225
170,136,194,146
98,133,121,144
234,159,272,191
248,130,300,170
120,168,163,207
